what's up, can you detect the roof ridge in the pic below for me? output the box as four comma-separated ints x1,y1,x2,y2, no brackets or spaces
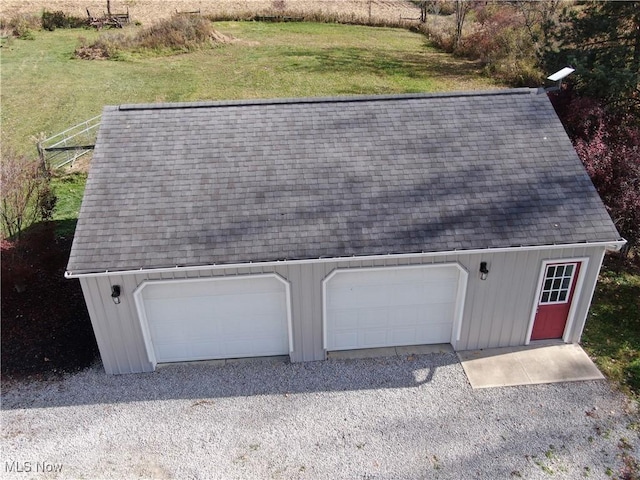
116,88,536,112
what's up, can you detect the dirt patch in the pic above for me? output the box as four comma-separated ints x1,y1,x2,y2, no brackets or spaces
1,223,98,382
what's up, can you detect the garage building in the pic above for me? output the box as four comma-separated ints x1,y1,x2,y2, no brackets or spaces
66,89,624,374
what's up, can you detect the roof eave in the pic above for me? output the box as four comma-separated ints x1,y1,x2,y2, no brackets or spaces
65,238,627,279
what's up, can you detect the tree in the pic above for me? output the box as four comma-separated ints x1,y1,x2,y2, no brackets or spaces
547,1,640,114
412,1,446,23
550,91,640,252
415,1,428,23
511,0,562,64
0,149,56,239
454,0,473,49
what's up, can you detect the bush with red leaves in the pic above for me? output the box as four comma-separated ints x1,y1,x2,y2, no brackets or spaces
550,90,640,253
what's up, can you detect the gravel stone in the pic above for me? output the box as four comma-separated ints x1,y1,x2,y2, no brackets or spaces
2,352,638,479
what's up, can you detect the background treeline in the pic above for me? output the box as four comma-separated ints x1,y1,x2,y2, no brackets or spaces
415,0,639,253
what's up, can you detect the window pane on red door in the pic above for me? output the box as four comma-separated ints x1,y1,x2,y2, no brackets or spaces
540,263,577,305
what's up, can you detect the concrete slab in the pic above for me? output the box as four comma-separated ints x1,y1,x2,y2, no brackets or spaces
328,347,398,360
395,344,453,355
159,355,289,369
225,355,289,366
458,343,604,389
159,359,226,369
327,344,453,360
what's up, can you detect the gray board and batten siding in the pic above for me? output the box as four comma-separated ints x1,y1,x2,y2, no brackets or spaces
79,245,607,374
67,89,624,374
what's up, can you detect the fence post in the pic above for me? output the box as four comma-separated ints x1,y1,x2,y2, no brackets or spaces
36,141,52,179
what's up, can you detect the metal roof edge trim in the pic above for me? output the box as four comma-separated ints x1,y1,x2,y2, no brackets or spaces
65,239,626,279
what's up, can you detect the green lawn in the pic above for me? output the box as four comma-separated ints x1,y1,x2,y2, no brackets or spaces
583,262,640,400
50,172,86,236
1,21,498,154
51,172,86,220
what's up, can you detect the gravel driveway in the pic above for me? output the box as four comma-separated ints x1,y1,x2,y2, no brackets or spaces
2,352,638,479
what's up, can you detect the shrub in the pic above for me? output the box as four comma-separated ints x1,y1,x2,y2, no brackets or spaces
437,1,456,16
76,15,233,59
37,183,57,221
0,148,56,239
413,13,455,52
42,10,86,31
461,5,521,60
7,13,40,40
135,15,222,52
42,10,67,31
459,3,543,86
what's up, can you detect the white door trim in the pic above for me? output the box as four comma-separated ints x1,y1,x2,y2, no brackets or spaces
524,257,589,345
133,273,293,369
322,263,468,351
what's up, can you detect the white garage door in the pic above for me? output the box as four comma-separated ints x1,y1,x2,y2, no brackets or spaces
138,275,290,363
324,265,464,351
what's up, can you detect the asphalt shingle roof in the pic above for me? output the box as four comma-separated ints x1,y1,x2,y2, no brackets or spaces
67,89,622,274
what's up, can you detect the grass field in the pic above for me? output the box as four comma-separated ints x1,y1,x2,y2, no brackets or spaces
0,21,498,154
1,0,421,26
50,172,86,234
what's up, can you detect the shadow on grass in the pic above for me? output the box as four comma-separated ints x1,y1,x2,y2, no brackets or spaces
280,45,486,84
3,219,79,242
53,218,79,238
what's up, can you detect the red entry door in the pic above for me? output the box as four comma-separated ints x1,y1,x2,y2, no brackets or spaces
531,262,581,340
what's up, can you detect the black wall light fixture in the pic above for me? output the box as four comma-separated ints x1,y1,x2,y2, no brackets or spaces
479,262,489,280
111,285,121,304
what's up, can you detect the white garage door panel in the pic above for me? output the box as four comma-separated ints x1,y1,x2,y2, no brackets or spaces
143,280,283,301
325,265,461,351
140,276,289,363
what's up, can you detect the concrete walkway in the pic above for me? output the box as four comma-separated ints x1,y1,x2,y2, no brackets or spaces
328,343,604,389
457,343,604,389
